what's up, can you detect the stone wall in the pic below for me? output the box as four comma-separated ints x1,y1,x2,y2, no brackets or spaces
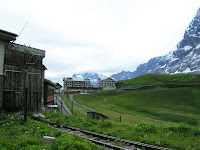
87,111,109,120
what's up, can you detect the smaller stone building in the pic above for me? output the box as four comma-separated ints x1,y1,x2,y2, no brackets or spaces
97,77,116,90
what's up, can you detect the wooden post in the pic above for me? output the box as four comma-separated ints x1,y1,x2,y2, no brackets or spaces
61,100,62,114
71,99,73,114
24,88,28,121
23,68,29,122
70,94,74,114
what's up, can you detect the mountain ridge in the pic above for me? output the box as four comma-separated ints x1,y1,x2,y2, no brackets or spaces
71,8,200,82
111,7,200,81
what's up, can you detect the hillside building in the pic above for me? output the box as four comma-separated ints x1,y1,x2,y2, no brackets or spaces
97,77,116,90
63,77,93,91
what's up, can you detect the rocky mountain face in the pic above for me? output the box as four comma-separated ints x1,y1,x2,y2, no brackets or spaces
111,71,135,81
72,8,200,82
111,7,200,81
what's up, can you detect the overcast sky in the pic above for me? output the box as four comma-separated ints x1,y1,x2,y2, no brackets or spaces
0,0,199,83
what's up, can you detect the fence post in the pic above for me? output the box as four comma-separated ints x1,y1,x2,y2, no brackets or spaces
71,98,73,114
70,94,74,115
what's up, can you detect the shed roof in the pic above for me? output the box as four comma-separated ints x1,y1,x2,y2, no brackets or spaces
0,29,17,42
5,43,45,57
44,79,56,87
55,83,62,89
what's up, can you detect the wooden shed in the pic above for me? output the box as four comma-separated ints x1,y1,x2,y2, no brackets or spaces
0,29,46,112
44,79,56,105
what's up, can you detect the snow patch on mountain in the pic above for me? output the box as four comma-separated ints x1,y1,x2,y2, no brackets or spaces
69,8,200,83
111,7,200,81
183,45,193,51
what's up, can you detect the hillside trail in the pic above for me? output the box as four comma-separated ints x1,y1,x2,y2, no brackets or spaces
54,95,72,115
69,94,96,112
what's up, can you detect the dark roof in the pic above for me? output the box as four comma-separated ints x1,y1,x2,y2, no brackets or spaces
55,83,62,89
42,65,47,70
0,29,17,41
5,43,45,57
44,79,56,87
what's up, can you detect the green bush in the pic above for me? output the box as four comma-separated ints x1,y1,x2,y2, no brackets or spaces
134,122,157,133
99,120,113,128
165,123,192,134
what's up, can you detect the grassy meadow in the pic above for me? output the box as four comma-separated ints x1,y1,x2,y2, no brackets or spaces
72,87,200,126
66,74,200,126
1,74,200,150
58,74,200,149
0,113,103,150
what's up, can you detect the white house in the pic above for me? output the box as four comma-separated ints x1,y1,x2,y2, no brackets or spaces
97,77,116,90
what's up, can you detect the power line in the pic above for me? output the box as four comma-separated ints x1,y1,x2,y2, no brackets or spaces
18,22,28,38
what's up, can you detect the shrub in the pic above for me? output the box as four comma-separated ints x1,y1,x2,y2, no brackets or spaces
99,120,113,128
165,123,192,134
134,122,157,133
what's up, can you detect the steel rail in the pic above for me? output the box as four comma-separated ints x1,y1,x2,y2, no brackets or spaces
31,116,173,150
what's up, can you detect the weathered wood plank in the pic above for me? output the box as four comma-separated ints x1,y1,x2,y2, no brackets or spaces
3,49,44,112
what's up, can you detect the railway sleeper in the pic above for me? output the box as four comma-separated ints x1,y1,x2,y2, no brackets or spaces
31,117,173,150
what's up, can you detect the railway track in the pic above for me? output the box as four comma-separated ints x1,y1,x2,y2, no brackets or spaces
31,116,173,150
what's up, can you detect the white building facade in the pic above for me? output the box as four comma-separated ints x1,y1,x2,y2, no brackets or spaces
63,77,93,91
97,77,116,90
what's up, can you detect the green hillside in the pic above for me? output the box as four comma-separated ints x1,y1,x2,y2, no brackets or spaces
59,74,200,149
116,74,199,89
75,87,200,126
72,74,200,126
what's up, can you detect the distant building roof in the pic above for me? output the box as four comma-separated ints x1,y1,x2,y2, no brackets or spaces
64,77,91,81
98,77,115,81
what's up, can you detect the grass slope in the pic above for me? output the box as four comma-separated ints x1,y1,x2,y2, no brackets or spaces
44,105,200,150
0,113,103,150
74,87,200,126
116,74,199,89
50,74,200,149
57,74,200,149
